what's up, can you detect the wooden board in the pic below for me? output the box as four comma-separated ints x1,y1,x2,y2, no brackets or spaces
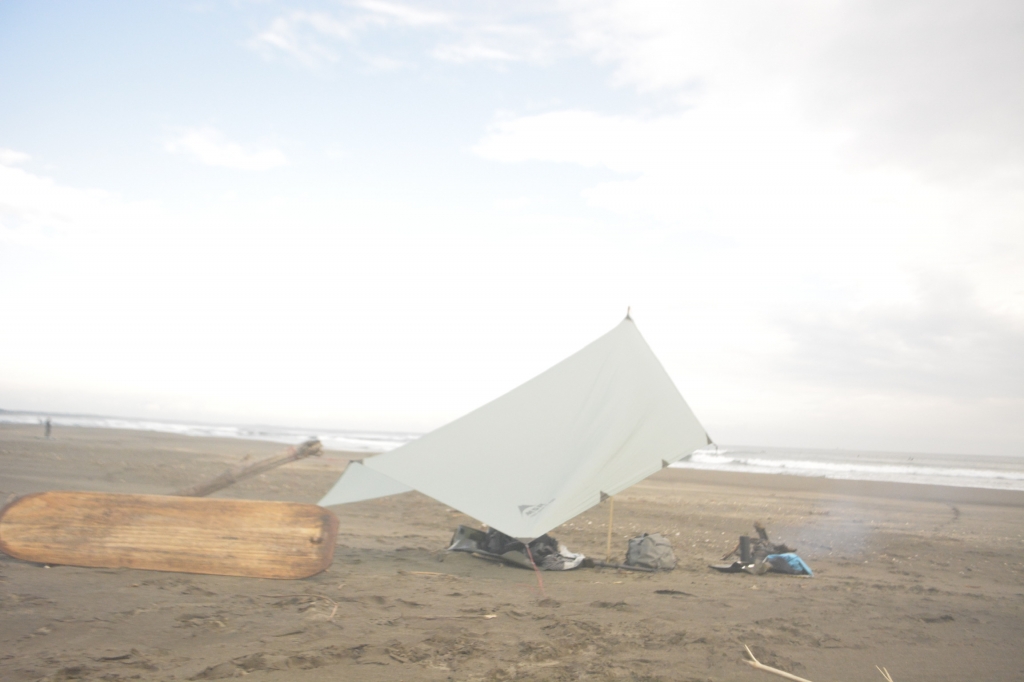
0,491,338,579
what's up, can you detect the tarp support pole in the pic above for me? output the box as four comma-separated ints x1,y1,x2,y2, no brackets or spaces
605,496,615,560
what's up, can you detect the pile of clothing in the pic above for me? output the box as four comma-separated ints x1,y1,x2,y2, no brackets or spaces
710,522,813,576
448,525,585,570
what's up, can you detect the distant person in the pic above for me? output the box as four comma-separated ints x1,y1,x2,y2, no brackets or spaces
44,418,51,439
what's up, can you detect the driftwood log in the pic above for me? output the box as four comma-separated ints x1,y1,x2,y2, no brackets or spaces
174,439,323,498
0,491,338,579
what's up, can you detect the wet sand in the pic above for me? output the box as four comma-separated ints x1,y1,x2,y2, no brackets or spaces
2,423,1023,681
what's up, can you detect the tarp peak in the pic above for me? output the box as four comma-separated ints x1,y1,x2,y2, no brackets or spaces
319,318,709,539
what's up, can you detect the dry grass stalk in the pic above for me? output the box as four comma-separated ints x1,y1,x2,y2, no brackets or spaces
261,593,340,622
743,645,816,682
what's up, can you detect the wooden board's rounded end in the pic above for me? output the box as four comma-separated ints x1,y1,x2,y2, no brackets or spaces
0,492,50,560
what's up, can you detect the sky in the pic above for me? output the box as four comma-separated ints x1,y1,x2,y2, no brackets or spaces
1,0,1022,456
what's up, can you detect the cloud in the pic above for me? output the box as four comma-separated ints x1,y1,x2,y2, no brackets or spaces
558,0,1024,180
164,127,288,171
806,0,1024,179
432,43,519,64
473,109,652,170
0,161,135,248
468,3,1024,455
0,162,191,285
430,17,558,65
0,148,31,166
248,2,557,68
780,276,1024,401
6,1,1022,453
472,1,1024,313
247,2,449,68
248,11,352,66
244,0,1023,176
352,0,450,27
752,275,1024,455
471,104,943,243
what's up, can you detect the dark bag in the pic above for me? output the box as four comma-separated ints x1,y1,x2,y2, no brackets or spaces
625,533,677,570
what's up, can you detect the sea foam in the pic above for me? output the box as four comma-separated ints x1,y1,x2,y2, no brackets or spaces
672,447,1024,491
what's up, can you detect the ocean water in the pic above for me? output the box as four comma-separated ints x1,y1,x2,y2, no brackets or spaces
0,410,415,454
4,410,1022,491
671,446,1024,492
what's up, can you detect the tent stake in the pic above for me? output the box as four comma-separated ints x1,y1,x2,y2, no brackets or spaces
605,496,615,560
524,544,546,597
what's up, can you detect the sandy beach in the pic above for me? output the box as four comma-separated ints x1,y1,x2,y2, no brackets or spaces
2,423,1023,681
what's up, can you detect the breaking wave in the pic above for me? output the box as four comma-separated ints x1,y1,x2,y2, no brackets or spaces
672,448,1024,491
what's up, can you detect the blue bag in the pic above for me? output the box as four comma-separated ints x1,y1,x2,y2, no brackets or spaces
764,553,813,576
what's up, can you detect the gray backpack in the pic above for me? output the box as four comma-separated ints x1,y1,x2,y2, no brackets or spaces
625,533,677,570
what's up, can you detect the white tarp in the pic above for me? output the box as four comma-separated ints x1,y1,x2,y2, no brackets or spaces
325,460,413,503
319,317,711,538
